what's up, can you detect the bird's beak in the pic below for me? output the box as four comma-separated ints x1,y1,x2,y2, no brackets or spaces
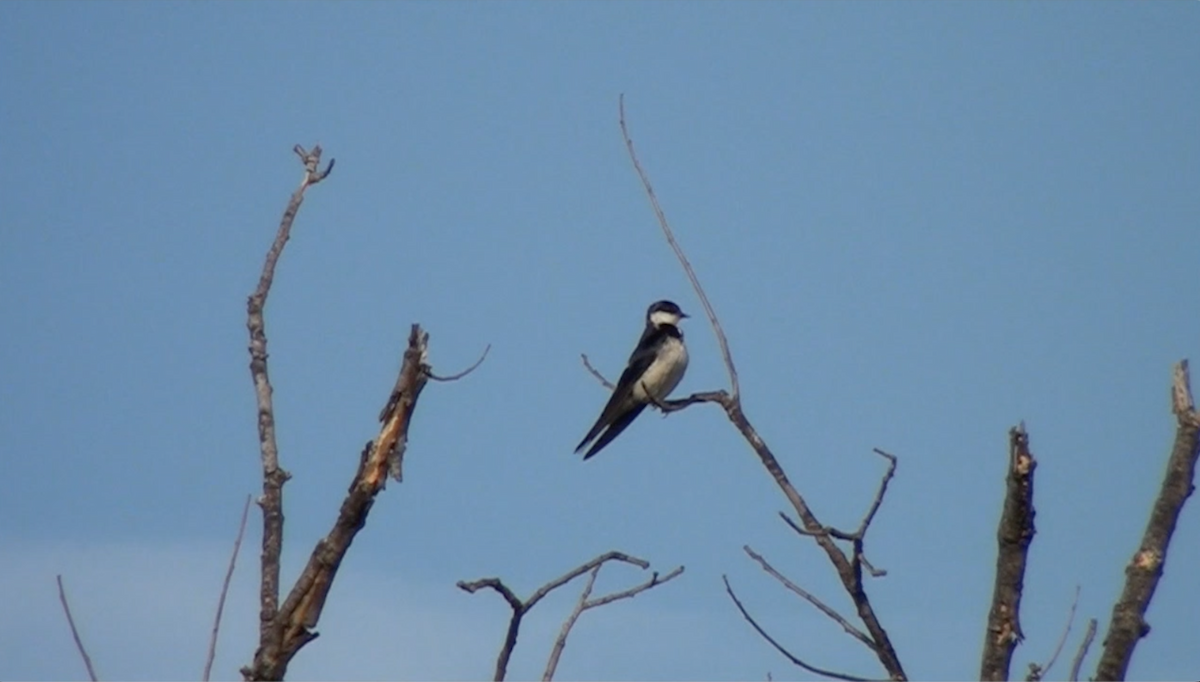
680,311,691,319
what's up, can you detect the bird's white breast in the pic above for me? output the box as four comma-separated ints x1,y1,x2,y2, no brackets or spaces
632,336,689,402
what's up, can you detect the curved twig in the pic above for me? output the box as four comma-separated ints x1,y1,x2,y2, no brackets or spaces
205,495,252,681
580,354,616,390
1070,618,1098,682
618,94,739,400
743,546,873,650
56,575,99,682
1026,585,1080,681
723,576,873,682
428,344,491,382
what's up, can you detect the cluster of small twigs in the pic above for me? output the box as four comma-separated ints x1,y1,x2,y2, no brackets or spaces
457,551,684,681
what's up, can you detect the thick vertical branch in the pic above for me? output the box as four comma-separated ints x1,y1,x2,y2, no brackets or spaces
1095,360,1200,680
245,144,333,676
981,424,1038,681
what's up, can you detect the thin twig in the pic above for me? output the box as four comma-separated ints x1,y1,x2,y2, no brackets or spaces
618,94,739,400
459,551,681,682
245,144,333,677
1026,585,1080,681
428,344,491,382
543,567,599,682
1070,618,1098,682
723,576,872,682
204,495,252,682
1096,360,1200,680
56,575,98,682
743,545,873,650
580,354,616,390
980,424,1038,681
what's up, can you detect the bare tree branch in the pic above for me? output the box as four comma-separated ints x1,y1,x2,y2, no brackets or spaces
243,325,439,680
1026,585,1080,682
981,424,1038,681
542,564,685,681
1096,360,1200,680
742,545,873,650
618,93,739,400
580,353,616,390
723,575,874,682
428,343,491,382
1070,618,1098,682
205,494,252,682
614,100,906,680
56,574,99,682
245,144,333,676
458,551,683,682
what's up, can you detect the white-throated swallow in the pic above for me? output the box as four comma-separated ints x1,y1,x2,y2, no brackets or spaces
575,300,690,460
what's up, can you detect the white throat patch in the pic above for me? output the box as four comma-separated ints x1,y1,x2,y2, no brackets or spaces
649,310,682,327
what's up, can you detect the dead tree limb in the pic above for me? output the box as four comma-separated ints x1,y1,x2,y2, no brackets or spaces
205,494,252,682
458,551,684,682
56,574,99,682
245,144,333,678
242,148,484,680
1095,360,1200,680
609,97,906,680
981,424,1038,681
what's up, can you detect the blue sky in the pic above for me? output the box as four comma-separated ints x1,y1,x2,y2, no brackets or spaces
2,2,1198,680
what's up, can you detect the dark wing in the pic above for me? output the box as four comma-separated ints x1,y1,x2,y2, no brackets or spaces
581,403,647,460
574,326,664,453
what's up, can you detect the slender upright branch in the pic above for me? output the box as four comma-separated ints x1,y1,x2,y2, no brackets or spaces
618,94,739,400
458,551,683,682
245,144,333,674
1026,585,1080,682
56,574,99,682
1095,360,1200,680
205,495,253,682
614,101,905,680
981,424,1038,681
1070,618,1098,682
723,576,871,682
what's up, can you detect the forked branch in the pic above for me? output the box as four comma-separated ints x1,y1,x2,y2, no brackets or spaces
612,99,906,680
458,551,684,682
1095,360,1200,680
242,149,482,680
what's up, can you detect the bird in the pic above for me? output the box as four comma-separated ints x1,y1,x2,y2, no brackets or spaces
575,299,690,460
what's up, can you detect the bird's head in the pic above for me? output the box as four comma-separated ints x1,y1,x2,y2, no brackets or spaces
646,299,689,328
